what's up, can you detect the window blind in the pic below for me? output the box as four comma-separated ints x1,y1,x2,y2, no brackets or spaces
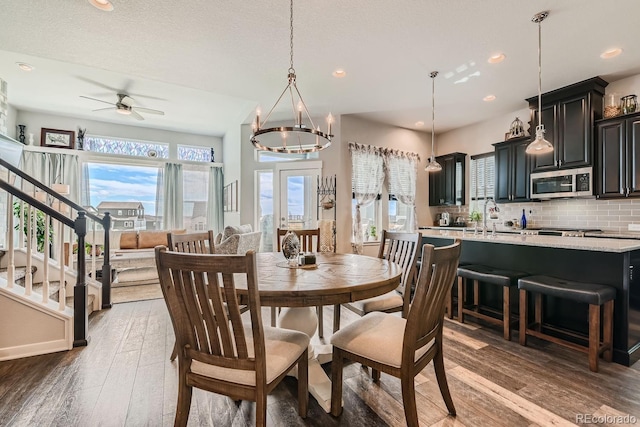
470,153,495,201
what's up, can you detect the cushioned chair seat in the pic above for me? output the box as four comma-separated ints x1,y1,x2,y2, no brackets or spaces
348,290,404,314
518,275,616,305
457,265,528,287
330,312,432,368
191,326,309,386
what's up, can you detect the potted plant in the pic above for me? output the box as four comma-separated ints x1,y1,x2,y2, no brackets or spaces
469,210,482,230
369,225,377,241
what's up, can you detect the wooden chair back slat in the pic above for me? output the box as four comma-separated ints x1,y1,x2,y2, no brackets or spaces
376,230,422,305
167,230,216,254
156,248,264,373
277,228,320,253
404,240,461,358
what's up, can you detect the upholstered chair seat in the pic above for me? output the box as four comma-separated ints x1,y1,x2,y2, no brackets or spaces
347,291,405,315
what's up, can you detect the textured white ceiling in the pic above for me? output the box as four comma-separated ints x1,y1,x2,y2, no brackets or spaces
0,0,639,136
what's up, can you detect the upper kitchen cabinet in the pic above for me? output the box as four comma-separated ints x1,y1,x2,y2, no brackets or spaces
596,112,640,199
493,136,532,203
428,152,466,206
526,77,607,172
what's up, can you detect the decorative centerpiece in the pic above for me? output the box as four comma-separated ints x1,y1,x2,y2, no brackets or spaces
508,117,525,139
281,230,300,266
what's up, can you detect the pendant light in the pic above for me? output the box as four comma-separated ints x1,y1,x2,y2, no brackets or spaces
250,0,332,153
526,11,553,155
425,71,442,172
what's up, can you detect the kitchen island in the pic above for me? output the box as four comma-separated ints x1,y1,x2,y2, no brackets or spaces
419,228,640,366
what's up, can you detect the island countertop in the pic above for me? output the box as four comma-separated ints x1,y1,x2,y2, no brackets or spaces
419,228,640,253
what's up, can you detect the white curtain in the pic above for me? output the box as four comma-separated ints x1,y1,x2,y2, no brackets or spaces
207,166,224,234
159,163,183,230
22,151,80,202
349,142,384,254
384,149,420,232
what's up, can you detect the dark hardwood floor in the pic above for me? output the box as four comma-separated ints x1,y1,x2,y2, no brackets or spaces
1,298,639,426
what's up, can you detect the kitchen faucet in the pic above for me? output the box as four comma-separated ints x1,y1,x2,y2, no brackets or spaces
483,197,499,234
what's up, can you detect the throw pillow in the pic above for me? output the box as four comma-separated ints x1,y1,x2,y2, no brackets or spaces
222,224,253,240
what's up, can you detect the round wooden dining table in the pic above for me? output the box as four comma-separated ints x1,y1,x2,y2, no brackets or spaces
234,251,402,413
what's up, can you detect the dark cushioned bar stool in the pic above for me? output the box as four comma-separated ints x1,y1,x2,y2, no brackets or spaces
518,275,615,372
456,264,528,340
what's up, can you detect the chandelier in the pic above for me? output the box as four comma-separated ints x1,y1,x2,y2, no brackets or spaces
526,11,553,155
250,0,332,153
425,71,442,172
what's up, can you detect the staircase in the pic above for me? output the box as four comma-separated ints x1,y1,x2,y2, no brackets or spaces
0,137,113,361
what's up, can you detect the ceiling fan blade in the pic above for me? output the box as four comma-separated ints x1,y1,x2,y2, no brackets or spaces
80,95,116,106
92,107,114,112
134,107,164,115
119,95,135,107
130,109,145,121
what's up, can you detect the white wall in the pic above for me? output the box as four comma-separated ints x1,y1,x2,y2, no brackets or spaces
223,124,241,226
15,110,222,156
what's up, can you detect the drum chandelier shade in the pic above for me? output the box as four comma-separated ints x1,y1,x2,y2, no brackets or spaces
250,0,332,153
526,11,554,155
425,71,442,172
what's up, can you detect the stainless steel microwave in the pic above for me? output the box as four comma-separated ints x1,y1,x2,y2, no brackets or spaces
530,166,593,199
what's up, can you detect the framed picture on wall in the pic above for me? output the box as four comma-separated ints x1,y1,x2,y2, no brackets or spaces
41,128,75,149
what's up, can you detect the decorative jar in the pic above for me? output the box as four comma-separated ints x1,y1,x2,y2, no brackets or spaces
603,93,621,118
281,230,300,266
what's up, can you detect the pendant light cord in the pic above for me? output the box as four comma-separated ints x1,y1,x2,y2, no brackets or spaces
537,18,542,128
431,71,438,159
289,0,294,73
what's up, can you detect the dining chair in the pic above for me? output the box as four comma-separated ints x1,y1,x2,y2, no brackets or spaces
273,228,327,337
332,230,422,332
167,230,246,362
330,240,461,426
156,247,309,427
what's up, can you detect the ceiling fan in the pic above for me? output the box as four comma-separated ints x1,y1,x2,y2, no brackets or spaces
80,93,165,120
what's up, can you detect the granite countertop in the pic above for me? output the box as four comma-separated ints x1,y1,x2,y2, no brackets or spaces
420,228,640,253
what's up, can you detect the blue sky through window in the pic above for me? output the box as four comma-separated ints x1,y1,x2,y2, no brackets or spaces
87,163,159,215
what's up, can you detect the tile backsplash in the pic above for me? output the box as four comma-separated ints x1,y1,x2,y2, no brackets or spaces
431,197,640,233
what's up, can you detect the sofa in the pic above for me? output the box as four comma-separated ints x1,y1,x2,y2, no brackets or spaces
214,224,262,254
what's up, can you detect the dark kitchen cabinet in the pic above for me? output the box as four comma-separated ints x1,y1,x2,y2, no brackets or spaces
493,137,532,203
429,152,466,206
596,112,640,199
527,77,607,172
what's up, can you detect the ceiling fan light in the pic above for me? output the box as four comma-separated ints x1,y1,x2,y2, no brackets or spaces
116,108,131,115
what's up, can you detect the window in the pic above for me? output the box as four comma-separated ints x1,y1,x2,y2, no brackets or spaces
388,196,410,232
256,170,274,251
470,153,495,209
84,136,169,158
352,195,381,241
182,166,209,233
123,221,134,228
178,145,214,162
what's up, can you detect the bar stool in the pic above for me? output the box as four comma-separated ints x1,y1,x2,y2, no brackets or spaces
518,275,615,372
456,264,528,340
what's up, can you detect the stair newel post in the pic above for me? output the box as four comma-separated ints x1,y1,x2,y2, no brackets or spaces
73,211,88,347
6,193,14,288
101,212,112,309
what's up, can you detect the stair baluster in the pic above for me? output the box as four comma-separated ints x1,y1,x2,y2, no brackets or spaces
42,212,50,304
24,203,33,296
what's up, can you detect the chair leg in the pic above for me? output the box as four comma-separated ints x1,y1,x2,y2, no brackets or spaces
503,287,511,341
589,304,600,372
534,294,543,332
271,306,277,327
603,300,614,362
317,306,324,338
256,390,267,427
433,344,456,416
446,284,454,319
170,341,178,362
175,375,193,427
333,304,341,333
372,369,380,382
330,347,344,417
401,373,419,427
298,348,309,417
519,289,528,346
457,276,465,323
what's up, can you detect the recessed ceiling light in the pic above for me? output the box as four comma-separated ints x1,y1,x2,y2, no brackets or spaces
483,95,496,102
415,121,424,127
332,69,346,78
600,48,622,59
488,53,506,64
88,0,114,11
16,62,34,72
